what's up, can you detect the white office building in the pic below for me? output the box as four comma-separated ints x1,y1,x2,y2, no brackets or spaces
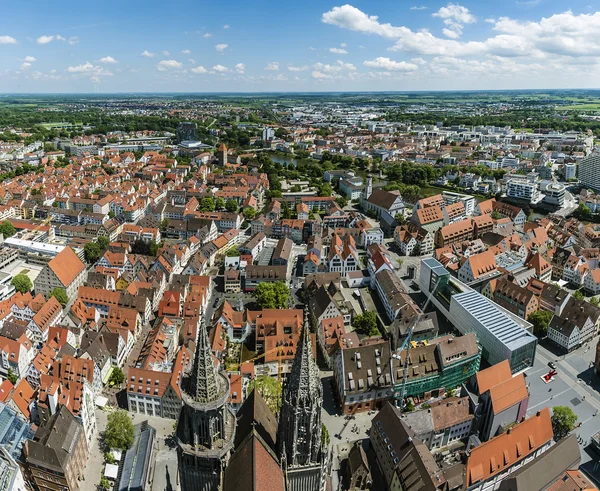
505,175,544,204
541,181,565,207
564,162,577,180
579,153,600,191
262,127,275,141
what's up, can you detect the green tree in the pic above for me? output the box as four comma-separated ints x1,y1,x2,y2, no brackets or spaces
577,203,592,219
159,218,169,231
109,367,125,387
253,281,289,309
551,406,578,440
335,196,348,208
200,197,215,212
6,368,17,384
97,236,109,250
104,410,135,450
321,424,330,447
215,197,226,210
225,199,238,212
84,241,102,263
353,311,379,336
10,273,32,293
108,211,116,218
491,210,502,220
248,375,282,413
50,287,68,307
149,240,159,257
100,477,111,490
590,297,599,307
527,310,553,337
0,221,16,238
243,207,256,220
226,246,240,257
573,289,585,301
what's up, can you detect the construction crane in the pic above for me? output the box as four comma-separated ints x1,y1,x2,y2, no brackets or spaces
229,344,285,384
392,277,441,409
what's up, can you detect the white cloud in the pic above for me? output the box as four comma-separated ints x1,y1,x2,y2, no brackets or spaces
314,60,356,73
182,49,191,54
191,65,208,73
156,59,183,71
215,44,228,52
340,43,347,47
433,3,476,38
68,36,79,45
322,5,405,38
162,50,170,56
288,65,309,72
411,57,426,64
312,71,333,80
56,35,66,41
433,4,475,24
36,35,59,44
0,36,17,45
234,63,245,74
99,56,118,64
363,57,418,71
20,63,31,70
23,56,36,63
212,64,228,72
223,24,230,29
329,47,348,54
410,5,429,10
485,17,496,23
323,4,600,60
141,50,155,57
188,58,196,64
203,33,212,38
66,62,113,76
265,62,279,71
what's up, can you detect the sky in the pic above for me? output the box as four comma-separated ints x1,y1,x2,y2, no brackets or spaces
1,0,600,93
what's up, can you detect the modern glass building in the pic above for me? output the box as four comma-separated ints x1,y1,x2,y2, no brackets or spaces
0,402,35,461
450,291,537,373
419,258,537,373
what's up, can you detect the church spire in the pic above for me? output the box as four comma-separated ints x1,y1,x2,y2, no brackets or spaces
278,306,324,468
286,306,321,400
187,308,220,403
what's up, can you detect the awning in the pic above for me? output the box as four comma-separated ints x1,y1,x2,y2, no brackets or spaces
105,463,119,480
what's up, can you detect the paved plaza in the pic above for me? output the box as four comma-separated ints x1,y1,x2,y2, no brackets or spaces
526,337,600,485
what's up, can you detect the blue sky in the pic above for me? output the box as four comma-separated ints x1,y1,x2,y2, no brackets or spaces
0,0,599,92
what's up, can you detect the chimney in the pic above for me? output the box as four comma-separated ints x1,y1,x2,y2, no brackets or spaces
536,410,541,417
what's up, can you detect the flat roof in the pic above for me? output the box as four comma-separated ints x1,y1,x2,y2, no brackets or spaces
452,290,536,351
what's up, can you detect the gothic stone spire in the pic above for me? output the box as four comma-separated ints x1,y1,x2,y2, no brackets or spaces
278,305,323,467
187,308,220,403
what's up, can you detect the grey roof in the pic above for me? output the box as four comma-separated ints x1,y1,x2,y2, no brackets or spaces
309,286,337,320
272,237,292,264
342,339,391,395
26,405,83,472
497,434,580,491
118,421,156,491
367,189,402,210
451,291,537,352
548,315,579,337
